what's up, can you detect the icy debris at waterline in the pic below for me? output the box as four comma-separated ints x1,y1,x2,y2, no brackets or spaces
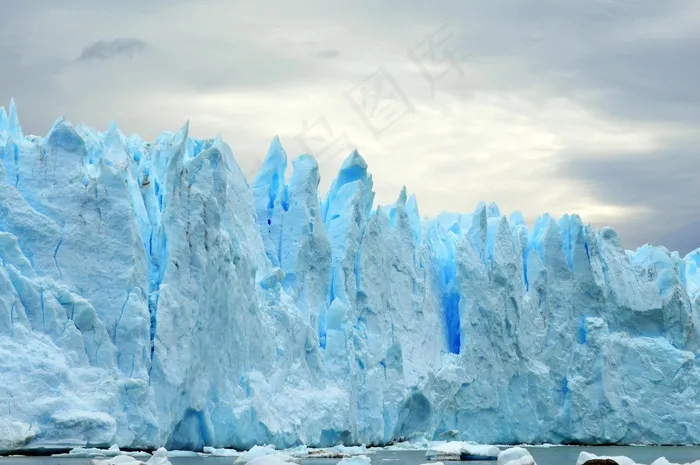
54,445,151,458
498,447,536,465
235,445,300,464
1,102,700,452
202,446,242,457
425,442,500,461
246,456,302,465
167,450,202,457
338,456,372,465
88,448,171,465
649,458,700,465
577,453,700,465
315,446,375,458
234,444,374,462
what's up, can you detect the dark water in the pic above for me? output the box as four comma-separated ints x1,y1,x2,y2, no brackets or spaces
2,448,700,465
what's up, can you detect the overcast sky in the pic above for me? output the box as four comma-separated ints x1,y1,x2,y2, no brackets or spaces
1,0,698,255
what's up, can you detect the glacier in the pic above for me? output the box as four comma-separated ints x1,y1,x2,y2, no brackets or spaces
0,99,699,453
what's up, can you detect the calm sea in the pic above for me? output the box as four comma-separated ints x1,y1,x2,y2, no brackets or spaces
2,447,700,465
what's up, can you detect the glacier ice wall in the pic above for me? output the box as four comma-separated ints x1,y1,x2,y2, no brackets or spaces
0,100,699,451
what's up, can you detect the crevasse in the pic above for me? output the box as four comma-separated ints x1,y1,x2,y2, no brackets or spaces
0,101,699,452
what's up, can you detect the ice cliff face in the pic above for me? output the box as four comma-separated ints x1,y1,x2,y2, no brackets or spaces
0,100,699,452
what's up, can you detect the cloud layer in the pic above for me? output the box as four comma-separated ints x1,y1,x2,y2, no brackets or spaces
1,0,697,254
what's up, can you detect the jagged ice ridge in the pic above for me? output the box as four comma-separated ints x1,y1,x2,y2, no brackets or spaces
0,99,699,452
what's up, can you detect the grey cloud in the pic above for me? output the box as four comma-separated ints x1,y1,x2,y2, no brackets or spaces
316,49,340,59
77,38,148,62
558,139,700,255
0,0,697,253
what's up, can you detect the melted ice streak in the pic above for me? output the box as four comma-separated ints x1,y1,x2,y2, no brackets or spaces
0,102,699,452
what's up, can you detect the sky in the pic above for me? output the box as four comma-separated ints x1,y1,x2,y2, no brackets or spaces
1,0,698,255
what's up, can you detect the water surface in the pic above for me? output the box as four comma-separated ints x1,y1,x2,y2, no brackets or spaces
2,447,700,465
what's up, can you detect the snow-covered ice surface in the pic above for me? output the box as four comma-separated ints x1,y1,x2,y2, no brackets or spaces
1,102,700,452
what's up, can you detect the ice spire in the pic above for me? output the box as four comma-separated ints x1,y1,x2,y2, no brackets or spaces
253,136,287,190
0,105,7,131
322,149,374,222
8,98,23,139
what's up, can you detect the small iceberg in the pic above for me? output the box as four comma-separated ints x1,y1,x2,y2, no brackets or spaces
88,448,171,465
201,446,242,457
497,447,536,465
425,442,500,461
650,458,700,465
577,452,641,465
234,445,299,465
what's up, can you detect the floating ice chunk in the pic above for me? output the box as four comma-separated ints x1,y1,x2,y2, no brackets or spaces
281,445,308,458
339,455,372,465
235,445,278,464
334,445,375,456
147,448,172,465
650,458,700,465
202,446,242,457
576,451,641,465
426,442,500,461
54,445,151,458
235,445,299,465
301,445,374,458
384,440,432,451
497,447,536,465
167,450,201,457
89,456,147,465
247,456,300,465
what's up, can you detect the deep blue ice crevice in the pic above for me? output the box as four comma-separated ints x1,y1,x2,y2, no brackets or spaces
52,222,65,279
427,226,461,354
